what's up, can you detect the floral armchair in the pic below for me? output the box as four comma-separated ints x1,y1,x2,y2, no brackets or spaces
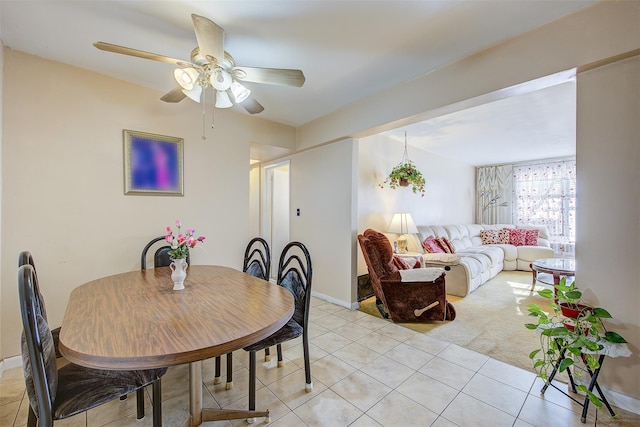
358,229,456,323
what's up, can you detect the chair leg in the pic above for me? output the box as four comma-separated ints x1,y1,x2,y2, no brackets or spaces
152,379,162,427
136,388,145,419
264,347,271,362
277,344,284,367
247,350,257,424
213,356,222,384
303,332,313,392
226,352,233,390
27,406,37,427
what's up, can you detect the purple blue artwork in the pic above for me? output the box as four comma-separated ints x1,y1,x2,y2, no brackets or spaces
130,137,179,191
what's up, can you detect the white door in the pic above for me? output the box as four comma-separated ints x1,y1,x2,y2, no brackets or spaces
264,162,290,279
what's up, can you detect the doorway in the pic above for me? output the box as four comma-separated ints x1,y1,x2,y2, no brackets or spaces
263,161,290,279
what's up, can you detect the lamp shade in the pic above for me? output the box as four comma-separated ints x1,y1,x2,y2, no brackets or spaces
215,90,233,108
210,68,233,91
181,85,202,102
230,80,251,103
174,67,199,90
387,212,418,235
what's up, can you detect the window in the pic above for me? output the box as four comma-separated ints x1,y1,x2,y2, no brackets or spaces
512,159,576,256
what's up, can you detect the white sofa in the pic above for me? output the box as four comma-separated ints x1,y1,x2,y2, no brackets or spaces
405,224,555,297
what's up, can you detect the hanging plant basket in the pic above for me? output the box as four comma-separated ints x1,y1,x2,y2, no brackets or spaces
378,132,426,197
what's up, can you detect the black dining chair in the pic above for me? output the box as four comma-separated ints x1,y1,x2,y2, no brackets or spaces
18,264,167,427
141,236,190,270
214,238,271,390
18,251,162,425
243,241,313,421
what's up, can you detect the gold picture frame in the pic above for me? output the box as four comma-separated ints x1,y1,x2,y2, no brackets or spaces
123,130,184,196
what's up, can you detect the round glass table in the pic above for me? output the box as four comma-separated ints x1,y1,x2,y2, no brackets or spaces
530,258,575,291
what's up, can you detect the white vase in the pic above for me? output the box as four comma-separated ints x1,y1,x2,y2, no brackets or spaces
170,258,188,290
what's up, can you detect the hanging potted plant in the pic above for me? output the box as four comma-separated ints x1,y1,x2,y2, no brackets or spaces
525,277,628,410
379,132,426,196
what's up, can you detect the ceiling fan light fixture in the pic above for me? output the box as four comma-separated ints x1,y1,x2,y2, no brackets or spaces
182,85,203,102
174,67,199,90
210,68,233,91
230,81,251,103
215,90,233,108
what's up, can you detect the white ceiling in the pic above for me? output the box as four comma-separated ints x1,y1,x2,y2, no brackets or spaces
1,0,588,163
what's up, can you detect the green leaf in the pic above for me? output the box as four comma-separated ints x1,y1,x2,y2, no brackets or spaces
538,289,553,299
592,307,612,318
529,349,541,359
605,331,628,343
587,391,604,408
533,360,545,368
565,290,582,300
525,323,538,330
558,358,574,372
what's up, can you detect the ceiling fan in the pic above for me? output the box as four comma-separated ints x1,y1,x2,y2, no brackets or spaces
94,14,305,115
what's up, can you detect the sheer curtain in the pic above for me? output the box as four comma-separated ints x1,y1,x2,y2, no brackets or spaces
511,158,576,256
476,165,513,224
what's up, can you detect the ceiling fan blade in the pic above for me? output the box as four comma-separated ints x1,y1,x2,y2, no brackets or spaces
233,66,305,87
241,96,265,114
160,87,187,103
94,42,191,66
191,14,224,64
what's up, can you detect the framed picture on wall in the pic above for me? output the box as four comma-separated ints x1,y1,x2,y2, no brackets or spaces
123,130,184,196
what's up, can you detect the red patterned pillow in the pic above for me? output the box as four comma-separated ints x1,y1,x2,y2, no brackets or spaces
441,236,456,253
436,237,451,253
508,228,527,246
392,255,412,270
524,229,539,245
422,236,446,253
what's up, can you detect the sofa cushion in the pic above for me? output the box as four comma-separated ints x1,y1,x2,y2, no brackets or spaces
441,237,456,253
480,229,509,245
423,236,446,253
507,228,527,246
392,255,412,270
524,229,539,246
436,237,451,253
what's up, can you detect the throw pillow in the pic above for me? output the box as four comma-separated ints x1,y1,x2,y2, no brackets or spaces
392,255,412,270
508,228,527,246
480,229,500,245
436,237,451,253
422,236,445,253
524,229,539,245
441,236,456,253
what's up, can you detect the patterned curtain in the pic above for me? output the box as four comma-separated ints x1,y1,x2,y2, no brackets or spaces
512,159,576,256
476,165,513,224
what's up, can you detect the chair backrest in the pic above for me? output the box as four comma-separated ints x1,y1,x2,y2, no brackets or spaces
277,242,312,327
357,229,400,307
141,236,190,270
243,237,271,280
18,264,58,427
18,251,48,321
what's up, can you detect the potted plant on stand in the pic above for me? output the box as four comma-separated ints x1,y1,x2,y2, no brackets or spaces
525,277,629,421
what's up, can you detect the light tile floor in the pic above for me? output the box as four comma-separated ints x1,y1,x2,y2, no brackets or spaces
2,297,638,426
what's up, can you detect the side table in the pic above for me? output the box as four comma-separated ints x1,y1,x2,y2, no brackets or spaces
530,258,575,291
537,327,631,423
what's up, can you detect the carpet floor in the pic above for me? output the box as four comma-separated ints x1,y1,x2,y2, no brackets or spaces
359,270,554,373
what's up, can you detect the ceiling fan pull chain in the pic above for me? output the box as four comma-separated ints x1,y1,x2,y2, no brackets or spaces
201,88,207,140
211,91,216,132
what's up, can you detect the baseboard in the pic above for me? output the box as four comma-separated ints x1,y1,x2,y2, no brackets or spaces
0,355,23,378
310,291,356,310
602,386,640,416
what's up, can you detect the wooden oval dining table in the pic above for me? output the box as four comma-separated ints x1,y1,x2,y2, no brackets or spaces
58,265,294,427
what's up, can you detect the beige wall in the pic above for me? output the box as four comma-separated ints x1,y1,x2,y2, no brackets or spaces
262,139,357,306
297,1,640,150
0,39,4,364
576,56,639,401
1,49,295,358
